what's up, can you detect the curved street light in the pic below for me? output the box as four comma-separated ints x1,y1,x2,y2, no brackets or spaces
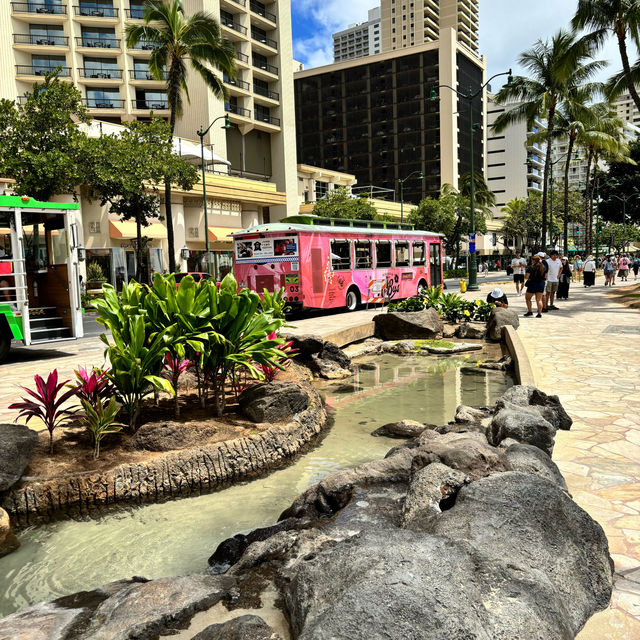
430,69,512,291
398,170,424,224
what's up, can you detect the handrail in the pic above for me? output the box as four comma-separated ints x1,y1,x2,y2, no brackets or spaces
11,2,67,14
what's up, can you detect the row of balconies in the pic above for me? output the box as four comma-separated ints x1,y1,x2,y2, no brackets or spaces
11,2,147,20
15,64,168,81
223,75,279,101
225,101,280,127
220,15,278,52
13,33,157,49
234,51,278,77
18,94,168,111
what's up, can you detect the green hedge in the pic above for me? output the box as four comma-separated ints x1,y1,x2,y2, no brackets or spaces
444,268,469,279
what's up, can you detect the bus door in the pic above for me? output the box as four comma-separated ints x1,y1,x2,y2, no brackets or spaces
430,242,442,287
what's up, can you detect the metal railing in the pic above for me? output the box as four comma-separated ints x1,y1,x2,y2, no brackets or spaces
132,99,168,109
129,69,167,80
220,16,247,35
236,51,249,63
82,97,124,108
16,64,70,76
253,84,278,100
11,2,67,14
225,102,251,117
130,40,158,50
252,59,277,75
250,2,276,22
73,5,118,17
75,36,120,48
224,0,245,6
224,75,250,91
125,6,145,18
254,110,280,126
13,33,69,46
251,30,277,49
79,67,122,78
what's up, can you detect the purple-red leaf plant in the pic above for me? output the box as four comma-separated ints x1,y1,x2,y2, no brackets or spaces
259,332,296,383
9,369,79,454
73,366,115,405
163,353,194,417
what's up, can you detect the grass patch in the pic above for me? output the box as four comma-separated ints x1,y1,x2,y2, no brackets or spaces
414,339,455,349
624,293,640,298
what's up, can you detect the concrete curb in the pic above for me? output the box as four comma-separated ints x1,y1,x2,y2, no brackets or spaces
503,325,536,386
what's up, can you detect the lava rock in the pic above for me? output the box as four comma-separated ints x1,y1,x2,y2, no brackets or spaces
319,341,351,369
424,342,482,354
239,382,309,423
456,322,487,339
497,385,573,430
479,354,514,371
280,334,324,358
131,421,217,452
371,419,427,439
505,443,569,490
487,405,557,456
374,308,444,340
380,339,416,354
192,615,282,640
486,307,520,341
0,508,19,557
0,423,39,491
454,405,492,423
442,323,457,338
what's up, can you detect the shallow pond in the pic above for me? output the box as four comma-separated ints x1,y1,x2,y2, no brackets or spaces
0,351,513,617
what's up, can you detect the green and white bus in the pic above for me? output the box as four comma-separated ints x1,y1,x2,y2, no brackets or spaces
0,195,84,362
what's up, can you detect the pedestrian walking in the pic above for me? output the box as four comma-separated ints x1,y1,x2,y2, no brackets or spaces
487,286,509,308
572,254,583,282
618,254,630,281
583,255,596,287
611,255,619,285
523,254,546,318
603,255,615,286
511,250,527,296
557,256,572,300
633,256,640,280
543,250,562,312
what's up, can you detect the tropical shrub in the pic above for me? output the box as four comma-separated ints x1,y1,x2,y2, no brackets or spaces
73,367,113,405
163,352,194,417
444,268,469,278
79,396,125,460
87,262,107,282
261,288,290,319
259,332,296,382
9,370,78,454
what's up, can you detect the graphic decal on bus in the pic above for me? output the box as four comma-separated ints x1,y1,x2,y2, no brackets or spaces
235,237,299,262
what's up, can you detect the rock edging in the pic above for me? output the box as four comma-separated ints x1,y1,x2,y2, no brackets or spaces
2,369,327,528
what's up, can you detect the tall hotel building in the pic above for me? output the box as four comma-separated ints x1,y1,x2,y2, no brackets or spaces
0,0,297,222
294,26,485,207
332,7,382,63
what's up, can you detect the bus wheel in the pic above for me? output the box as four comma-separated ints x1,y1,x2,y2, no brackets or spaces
0,318,11,364
345,288,360,312
417,279,428,295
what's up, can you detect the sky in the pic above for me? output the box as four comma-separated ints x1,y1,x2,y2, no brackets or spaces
291,0,633,88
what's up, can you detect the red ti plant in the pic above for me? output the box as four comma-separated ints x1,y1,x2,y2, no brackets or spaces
163,353,194,417
259,332,296,382
73,366,114,405
9,370,78,454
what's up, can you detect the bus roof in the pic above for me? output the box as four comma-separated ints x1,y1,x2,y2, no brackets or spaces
282,214,415,231
233,222,443,238
0,195,80,211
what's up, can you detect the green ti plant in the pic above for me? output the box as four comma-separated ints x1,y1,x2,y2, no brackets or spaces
80,396,125,460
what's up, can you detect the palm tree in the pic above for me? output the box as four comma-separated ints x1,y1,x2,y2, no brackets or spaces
125,0,236,273
492,29,605,250
572,1,640,113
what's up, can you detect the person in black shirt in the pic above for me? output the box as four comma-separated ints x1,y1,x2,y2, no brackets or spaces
486,287,509,308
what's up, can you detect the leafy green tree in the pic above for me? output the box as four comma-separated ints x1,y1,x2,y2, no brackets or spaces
599,140,640,225
493,30,604,249
458,172,496,209
125,0,236,273
0,71,89,201
312,187,378,219
598,221,640,252
573,1,640,113
82,118,198,281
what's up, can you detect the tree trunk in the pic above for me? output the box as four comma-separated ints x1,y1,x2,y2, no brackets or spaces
173,370,180,417
136,212,143,282
583,147,594,255
616,22,640,116
541,104,556,250
563,135,575,255
49,429,54,455
589,159,600,258
164,66,180,274
93,438,100,460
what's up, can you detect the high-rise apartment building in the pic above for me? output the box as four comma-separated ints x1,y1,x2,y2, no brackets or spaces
1,0,297,221
332,7,381,62
380,0,479,54
295,28,485,207
613,92,640,127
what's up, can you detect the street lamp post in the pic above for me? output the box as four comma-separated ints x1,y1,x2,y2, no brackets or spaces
545,151,579,254
398,170,424,223
430,69,512,291
608,189,640,253
197,114,231,274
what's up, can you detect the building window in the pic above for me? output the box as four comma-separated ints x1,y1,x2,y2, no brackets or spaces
315,180,329,199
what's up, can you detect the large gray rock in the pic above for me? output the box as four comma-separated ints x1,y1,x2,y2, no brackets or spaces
486,306,520,341
192,615,282,640
505,443,569,490
371,419,427,438
131,421,217,451
0,508,19,558
455,322,487,339
0,423,39,491
318,341,350,369
373,308,444,340
239,382,309,423
379,339,416,354
280,334,323,358
497,385,573,430
487,405,557,456
454,404,491,423
431,472,613,636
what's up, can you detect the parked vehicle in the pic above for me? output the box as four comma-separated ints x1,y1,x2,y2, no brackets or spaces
0,196,84,363
232,215,443,311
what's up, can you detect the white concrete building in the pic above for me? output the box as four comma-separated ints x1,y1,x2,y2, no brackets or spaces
613,92,640,127
332,7,381,62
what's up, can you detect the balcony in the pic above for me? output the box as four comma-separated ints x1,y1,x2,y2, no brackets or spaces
221,0,246,7
16,64,71,78
125,6,146,19
128,69,167,83
73,5,119,18
129,40,159,54
11,2,67,18
82,97,124,109
78,67,123,80
252,58,278,78
75,36,120,49
251,30,277,51
254,110,280,126
224,76,250,93
253,84,279,101
250,1,276,24
220,15,248,38
225,102,251,118
235,51,249,67
13,33,69,47
132,99,169,111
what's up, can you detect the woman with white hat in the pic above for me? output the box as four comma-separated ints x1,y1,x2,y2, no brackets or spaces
486,286,509,308
557,256,572,299
583,255,596,287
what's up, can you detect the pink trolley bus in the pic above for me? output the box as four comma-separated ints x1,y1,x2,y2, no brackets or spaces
232,215,443,311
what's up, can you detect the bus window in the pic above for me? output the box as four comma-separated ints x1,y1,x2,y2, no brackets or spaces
375,241,391,267
330,240,351,270
412,242,426,266
395,241,410,267
354,240,372,269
